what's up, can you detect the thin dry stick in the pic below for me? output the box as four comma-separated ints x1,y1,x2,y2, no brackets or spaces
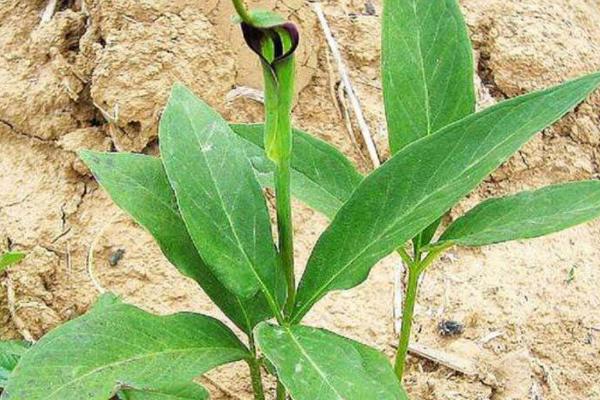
4,276,35,343
311,2,381,168
201,376,245,400
226,86,265,104
406,342,478,376
41,0,58,23
324,49,343,119
337,83,361,154
478,330,504,345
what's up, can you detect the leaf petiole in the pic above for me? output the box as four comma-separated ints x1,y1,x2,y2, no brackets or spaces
396,246,414,268
393,263,419,379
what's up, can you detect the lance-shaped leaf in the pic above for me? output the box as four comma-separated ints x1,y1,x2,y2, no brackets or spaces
292,73,600,322
231,124,362,219
255,323,407,400
119,383,209,400
0,252,25,272
438,181,600,247
0,341,29,387
79,150,272,334
383,0,475,153
159,84,283,308
1,294,249,400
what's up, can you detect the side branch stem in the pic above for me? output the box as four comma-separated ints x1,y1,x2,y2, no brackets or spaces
394,265,419,379
394,243,451,380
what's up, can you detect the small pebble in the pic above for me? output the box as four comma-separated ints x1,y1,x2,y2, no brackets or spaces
365,2,376,16
108,249,125,267
438,320,464,337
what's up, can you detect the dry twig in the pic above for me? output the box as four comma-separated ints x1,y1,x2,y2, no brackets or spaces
407,342,478,376
3,276,36,343
201,376,245,400
311,2,381,168
41,0,58,23
226,86,265,104
478,330,505,345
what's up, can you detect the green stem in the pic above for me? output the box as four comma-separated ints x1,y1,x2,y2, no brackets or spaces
276,381,286,400
393,243,452,380
417,243,452,275
276,161,296,317
248,335,266,400
393,265,419,379
397,246,413,268
232,0,253,24
261,38,296,318
248,360,266,400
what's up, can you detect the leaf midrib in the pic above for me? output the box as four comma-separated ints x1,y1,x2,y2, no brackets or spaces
92,154,256,333
283,327,345,400
175,99,280,310
411,0,433,136
294,87,570,320
41,347,244,400
450,190,600,242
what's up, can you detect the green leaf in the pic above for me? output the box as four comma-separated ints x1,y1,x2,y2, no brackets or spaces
231,124,362,219
292,73,600,322
159,84,283,307
2,293,249,400
0,341,30,387
79,150,273,334
119,383,209,400
438,181,600,246
382,0,475,153
0,253,25,272
255,323,408,400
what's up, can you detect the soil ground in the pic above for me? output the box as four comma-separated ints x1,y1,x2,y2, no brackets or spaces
1,1,600,399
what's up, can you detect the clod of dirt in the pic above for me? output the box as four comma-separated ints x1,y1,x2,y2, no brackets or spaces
438,320,465,337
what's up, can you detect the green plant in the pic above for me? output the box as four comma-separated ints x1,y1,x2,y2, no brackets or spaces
0,341,29,390
2,0,600,399
0,253,25,273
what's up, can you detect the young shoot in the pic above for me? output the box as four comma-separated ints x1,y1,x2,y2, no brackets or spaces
2,1,600,400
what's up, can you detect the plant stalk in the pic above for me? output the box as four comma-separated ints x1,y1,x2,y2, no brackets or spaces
394,243,452,379
232,0,253,24
248,335,266,400
260,33,296,318
393,265,419,379
275,161,295,316
248,359,266,400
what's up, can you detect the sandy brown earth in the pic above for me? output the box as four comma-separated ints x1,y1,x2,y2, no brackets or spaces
1,0,600,399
